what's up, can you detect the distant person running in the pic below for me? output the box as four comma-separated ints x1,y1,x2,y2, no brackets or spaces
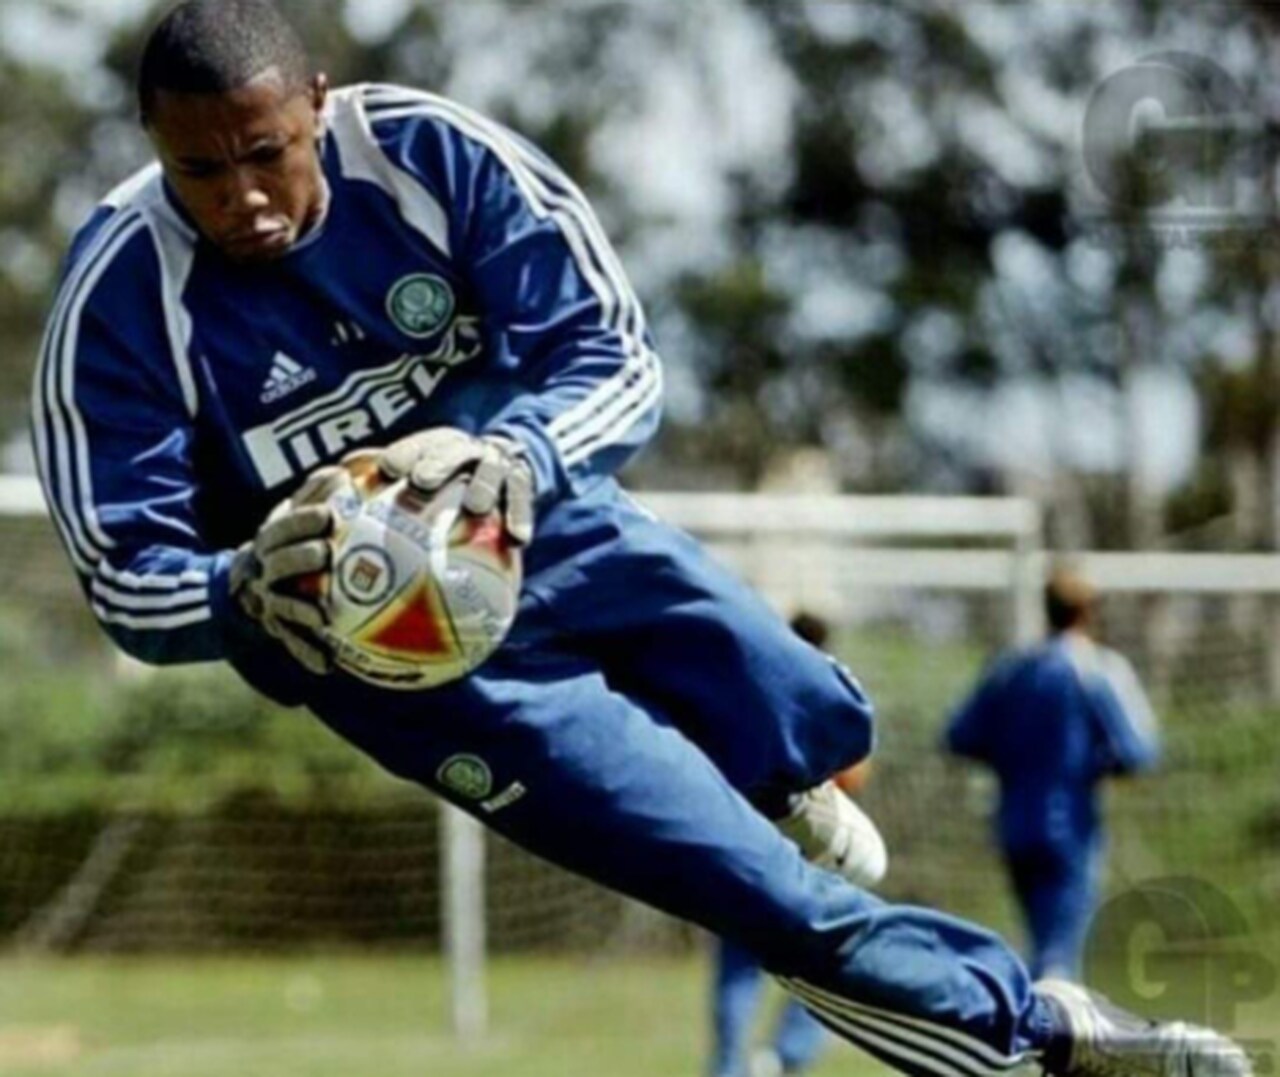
945,569,1160,980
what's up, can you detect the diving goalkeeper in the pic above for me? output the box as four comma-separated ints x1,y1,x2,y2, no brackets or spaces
31,4,1250,1077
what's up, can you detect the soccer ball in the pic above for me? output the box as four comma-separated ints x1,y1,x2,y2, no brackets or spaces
299,454,522,690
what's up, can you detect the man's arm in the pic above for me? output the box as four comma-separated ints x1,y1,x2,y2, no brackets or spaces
31,216,242,666
1088,650,1161,776
945,690,992,762
363,88,663,509
944,657,1011,763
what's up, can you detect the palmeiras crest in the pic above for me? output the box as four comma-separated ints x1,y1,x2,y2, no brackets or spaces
436,755,494,800
387,273,456,338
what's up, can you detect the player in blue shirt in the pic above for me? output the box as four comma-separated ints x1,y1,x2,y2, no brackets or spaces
946,570,1161,980
30,4,1247,1077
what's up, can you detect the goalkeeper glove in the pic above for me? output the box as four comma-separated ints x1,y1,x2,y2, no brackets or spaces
229,466,346,675
373,428,535,546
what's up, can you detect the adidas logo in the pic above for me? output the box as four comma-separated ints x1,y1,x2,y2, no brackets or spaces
260,352,317,405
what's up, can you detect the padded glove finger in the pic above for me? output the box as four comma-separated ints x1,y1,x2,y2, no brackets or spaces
290,465,348,506
258,539,331,590
405,440,485,493
378,428,478,486
265,617,332,675
502,460,535,547
255,503,332,558
463,442,508,517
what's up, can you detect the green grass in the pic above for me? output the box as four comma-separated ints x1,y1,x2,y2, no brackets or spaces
0,954,882,1077
2,951,1279,1077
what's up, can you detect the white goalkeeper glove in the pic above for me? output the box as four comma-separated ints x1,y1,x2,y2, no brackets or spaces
229,467,347,675
374,428,535,546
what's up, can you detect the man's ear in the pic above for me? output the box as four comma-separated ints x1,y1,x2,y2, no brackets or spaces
311,72,330,137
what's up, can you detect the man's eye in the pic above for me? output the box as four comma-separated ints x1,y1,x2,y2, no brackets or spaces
177,162,220,179
249,145,286,165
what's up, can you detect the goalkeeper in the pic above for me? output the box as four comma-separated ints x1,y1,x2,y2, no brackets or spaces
31,4,1249,1077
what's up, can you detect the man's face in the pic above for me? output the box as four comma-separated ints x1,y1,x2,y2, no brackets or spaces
146,69,328,263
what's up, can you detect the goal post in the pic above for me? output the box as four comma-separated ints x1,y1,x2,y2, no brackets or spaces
0,475,46,514
440,803,487,1041
641,490,1046,645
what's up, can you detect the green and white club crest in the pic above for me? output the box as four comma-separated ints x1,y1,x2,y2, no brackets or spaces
436,754,493,800
387,273,456,338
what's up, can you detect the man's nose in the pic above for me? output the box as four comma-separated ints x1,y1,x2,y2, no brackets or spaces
222,168,270,212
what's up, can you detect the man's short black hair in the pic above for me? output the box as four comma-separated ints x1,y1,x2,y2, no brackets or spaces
789,611,831,650
1045,568,1096,633
138,0,311,122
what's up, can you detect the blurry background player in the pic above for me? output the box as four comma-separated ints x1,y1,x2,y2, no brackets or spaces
709,614,885,1077
944,569,1160,980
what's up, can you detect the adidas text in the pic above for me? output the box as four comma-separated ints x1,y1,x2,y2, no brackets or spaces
260,352,317,405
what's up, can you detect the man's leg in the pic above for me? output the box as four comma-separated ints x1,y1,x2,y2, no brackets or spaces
713,940,832,1077
312,652,1057,1077
1044,851,1101,983
308,618,1248,1077
773,994,829,1074
1009,849,1056,979
1009,847,1097,982
520,489,876,812
712,939,768,1077
519,489,885,881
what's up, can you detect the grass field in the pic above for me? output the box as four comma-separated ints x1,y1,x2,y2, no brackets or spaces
2,952,1278,1077
0,955,841,1077
1,628,1275,1076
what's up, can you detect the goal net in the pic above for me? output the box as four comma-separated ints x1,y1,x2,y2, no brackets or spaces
663,495,1280,944
1,479,1276,966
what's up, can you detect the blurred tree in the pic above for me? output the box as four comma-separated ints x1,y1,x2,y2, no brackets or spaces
0,53,100,434
1155,2,1280,550
4,0,1279,555
669,1,1280,552
668,1,1078,495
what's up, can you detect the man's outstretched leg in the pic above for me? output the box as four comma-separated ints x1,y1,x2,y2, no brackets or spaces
311,652,1251,1077
777,779,888,886
1035,980,1250,1077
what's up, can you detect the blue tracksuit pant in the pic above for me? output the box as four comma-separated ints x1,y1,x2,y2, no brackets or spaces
713,937,830,1077
1007,838,1103,981
269,483,1060,1076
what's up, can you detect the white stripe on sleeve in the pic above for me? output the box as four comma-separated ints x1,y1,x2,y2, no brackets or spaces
780,977,1030,1075
32,211,213,629
364,88,662,472
34,211,146,572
